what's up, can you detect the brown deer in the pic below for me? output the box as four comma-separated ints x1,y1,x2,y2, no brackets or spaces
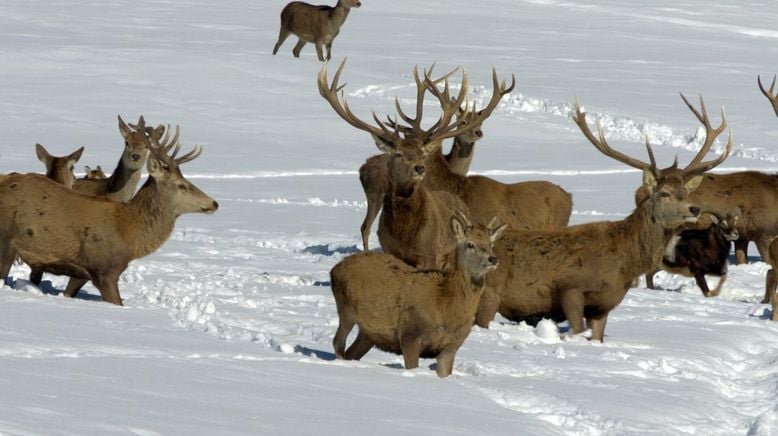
72,116,162,202
320,60,571,253
475,95,732,341
83,165,106,180
0,120,218,305
645,209,740,297
34,143,84,188
330,213,505,377
685,75,778,265
357,103,485,251
764,240,778,319
272,0,361,62
319,60,510,270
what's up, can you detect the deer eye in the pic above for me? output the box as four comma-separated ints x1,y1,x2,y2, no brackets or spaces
466,242,476,250
659,192,671,198
393,153,402,159
177,183,188,191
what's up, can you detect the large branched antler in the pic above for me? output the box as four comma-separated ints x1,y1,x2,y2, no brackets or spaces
146,124,202,169
679,93,732,174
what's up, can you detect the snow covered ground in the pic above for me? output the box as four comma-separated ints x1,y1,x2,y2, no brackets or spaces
2,0,778,434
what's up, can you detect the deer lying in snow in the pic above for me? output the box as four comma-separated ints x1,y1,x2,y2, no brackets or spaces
83,165,106,180
0,119,218,305
319,60,572,258
34,143,84,188
645,209,740,297
330,213,505,377
272,0,361,61
475,95,732,341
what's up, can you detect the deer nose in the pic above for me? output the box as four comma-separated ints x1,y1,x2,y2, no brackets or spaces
475,130,483,138
131,153,141,161
212,201,219,211
488,256,498,265
689,206,701,217
414,165,425,176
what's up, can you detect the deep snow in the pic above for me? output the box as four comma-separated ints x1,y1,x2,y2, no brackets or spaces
2,0,778,434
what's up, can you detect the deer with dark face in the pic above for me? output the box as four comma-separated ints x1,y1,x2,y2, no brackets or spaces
272,0,362,61
0,120,218,305
476,95,732,341
330,214,505,377
646,209,740,297
319,61,508,270
34,143,84,188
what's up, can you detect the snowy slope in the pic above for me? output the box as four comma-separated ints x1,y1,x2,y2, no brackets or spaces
2,0,778,434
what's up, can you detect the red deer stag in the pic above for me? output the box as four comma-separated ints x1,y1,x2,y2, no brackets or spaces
272,0,361,61
684,75,778,265
476,95,732,341
319,60,510,270
34,143,84,188
0,120,218,305
330,213,505,377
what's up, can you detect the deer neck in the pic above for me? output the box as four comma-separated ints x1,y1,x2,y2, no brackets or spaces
423,153,467,195
445,137,476,176
330,4,350,28
106,157,141,198
622,199,673,277
122,178,177,260
439,268,485,315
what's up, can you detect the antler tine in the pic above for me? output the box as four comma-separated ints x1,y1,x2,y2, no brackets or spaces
685,128,733,175
645,135,657,169
679,93,728,171
317,59,397,143
173,144,203,165
572,99,654,172
758,74,778,117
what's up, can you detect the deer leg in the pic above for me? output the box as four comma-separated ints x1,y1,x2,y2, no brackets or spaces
586,314,609,342
400,335,422,370
272,28,291,55
435,349,456,378
764,269,777,305
474,288,500,328
772,292,778,321
314,41,325,62
91,274,123,306
560,288,586,335
29,268,43,286
646,269,659,290
333,312,356,359
756,237,771,264
693,270,712,297
291,39,306,58
64,278,89,298
344,331,373,360
325,43,333,61
709,273,726,297
0,243,15,283
360,193,382,252
734,238,749,265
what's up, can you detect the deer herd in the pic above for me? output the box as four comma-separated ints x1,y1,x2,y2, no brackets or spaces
1,0,778,380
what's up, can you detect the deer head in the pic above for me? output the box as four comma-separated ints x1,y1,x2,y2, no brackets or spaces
318,59,513,168
145,125,218,217
574,93,732,229
118,115,154,171
710,208,741,242
35,143,84,188
338,0,362,8
451,212,505,285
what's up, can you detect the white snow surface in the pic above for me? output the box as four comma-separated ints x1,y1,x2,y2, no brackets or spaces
2,0,778,434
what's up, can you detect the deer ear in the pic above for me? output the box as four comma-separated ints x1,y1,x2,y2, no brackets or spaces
67,146,84,163
147,156,165,177
642,169,658,193
118,115,132,139
35,143,51,164
710,214,719,225
685,175,703,192
370,134,394,153
451,215,467,242
490,223,508,243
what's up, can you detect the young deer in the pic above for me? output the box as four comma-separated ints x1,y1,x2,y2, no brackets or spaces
83,165,107,180
272,0,361,61
319,60,509,270
72,116,161,202
330,214,505,377
34,143,84,188
0,120,218,305
476,95,732,341
645,209,740,297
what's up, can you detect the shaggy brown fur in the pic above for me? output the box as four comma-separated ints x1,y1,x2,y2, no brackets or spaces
330,216,505,377
272,0,361,61
0,128,217,305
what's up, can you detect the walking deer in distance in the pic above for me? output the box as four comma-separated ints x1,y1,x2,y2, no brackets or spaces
330,213,505,377
0,119,218,305
35,143,84,188
685,75,778,265
319,60,512,270
476,94,732,341
273,0,361,61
